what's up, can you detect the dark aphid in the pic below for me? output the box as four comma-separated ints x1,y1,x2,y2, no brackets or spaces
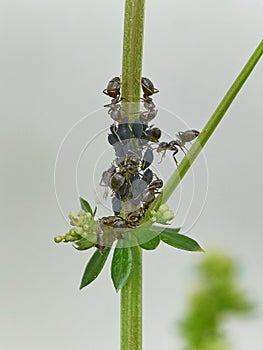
141,148,154,170
145,127,161,142
127,142,142,159
117,123,131,141
177,129,200,143
103,77,121,104
108,133,118,146
139,133,150,146
115,181,130,200
141,77,159,102
114,142,130,161
109,172,126,192
131,178,148,200
142,169,153,184
132,119,144,138
112,196,122,215
130,173,140,183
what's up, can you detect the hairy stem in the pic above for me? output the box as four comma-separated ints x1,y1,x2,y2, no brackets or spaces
120,1,145,350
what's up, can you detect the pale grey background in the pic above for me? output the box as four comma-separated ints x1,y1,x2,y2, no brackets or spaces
1,0,263,349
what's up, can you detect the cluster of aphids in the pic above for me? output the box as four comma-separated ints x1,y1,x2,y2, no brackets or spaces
97,76,199,250
100,77,163,227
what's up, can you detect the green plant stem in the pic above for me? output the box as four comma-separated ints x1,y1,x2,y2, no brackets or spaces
121,246,142,350
121,0,145,103
120,1,145,350
161,40,263,204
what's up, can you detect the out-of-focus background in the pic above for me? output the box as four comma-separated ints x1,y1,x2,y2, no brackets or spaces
1,0,262,349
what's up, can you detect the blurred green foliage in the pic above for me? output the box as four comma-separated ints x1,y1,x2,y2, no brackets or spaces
178,252,254,350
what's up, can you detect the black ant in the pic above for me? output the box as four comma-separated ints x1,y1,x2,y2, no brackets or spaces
103,77,121,106
96,215,128,252
141,77,159,103
157,129,200,165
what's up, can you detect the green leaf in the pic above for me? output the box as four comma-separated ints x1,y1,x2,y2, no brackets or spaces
140,234,160,250
73,238,94,251
132,225,161,250
80,197,94,216
161,229,204,252
111,241,132,292
80,248,111,289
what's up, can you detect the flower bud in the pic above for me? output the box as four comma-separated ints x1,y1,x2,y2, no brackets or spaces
54,235,64,243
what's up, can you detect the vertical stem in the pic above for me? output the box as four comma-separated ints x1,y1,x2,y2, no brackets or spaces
121,2,145,348
121,0,145,102
121,246,142,350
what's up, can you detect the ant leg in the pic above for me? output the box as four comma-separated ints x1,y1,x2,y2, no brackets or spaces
158,150,167,164
172,152,179,166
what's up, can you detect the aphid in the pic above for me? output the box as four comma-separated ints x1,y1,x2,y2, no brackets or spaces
108,133,118,145
132,119,144,138
142,169,153,184
140,100,158,124
141,148,154,170
107,103,123,122
112,196,121,215
103,77,121,105
130,178,148,204
117,122,131,141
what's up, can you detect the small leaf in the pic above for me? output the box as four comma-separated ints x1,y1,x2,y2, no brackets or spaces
80,248,111,289
161,229,204,252
80,197,94,216
74,238,94,251
140,234,160,250
111,241,132,292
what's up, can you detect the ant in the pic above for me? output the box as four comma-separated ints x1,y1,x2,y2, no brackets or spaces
157,129,200,165
96,215,128,252
141,77,159,103
103,76,121,106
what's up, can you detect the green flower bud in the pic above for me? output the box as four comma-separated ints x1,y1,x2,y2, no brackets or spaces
162,210,174,221
158,204,169,214
54,235,64,243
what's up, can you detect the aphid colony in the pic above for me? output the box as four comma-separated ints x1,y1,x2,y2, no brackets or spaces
96,76,199,250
